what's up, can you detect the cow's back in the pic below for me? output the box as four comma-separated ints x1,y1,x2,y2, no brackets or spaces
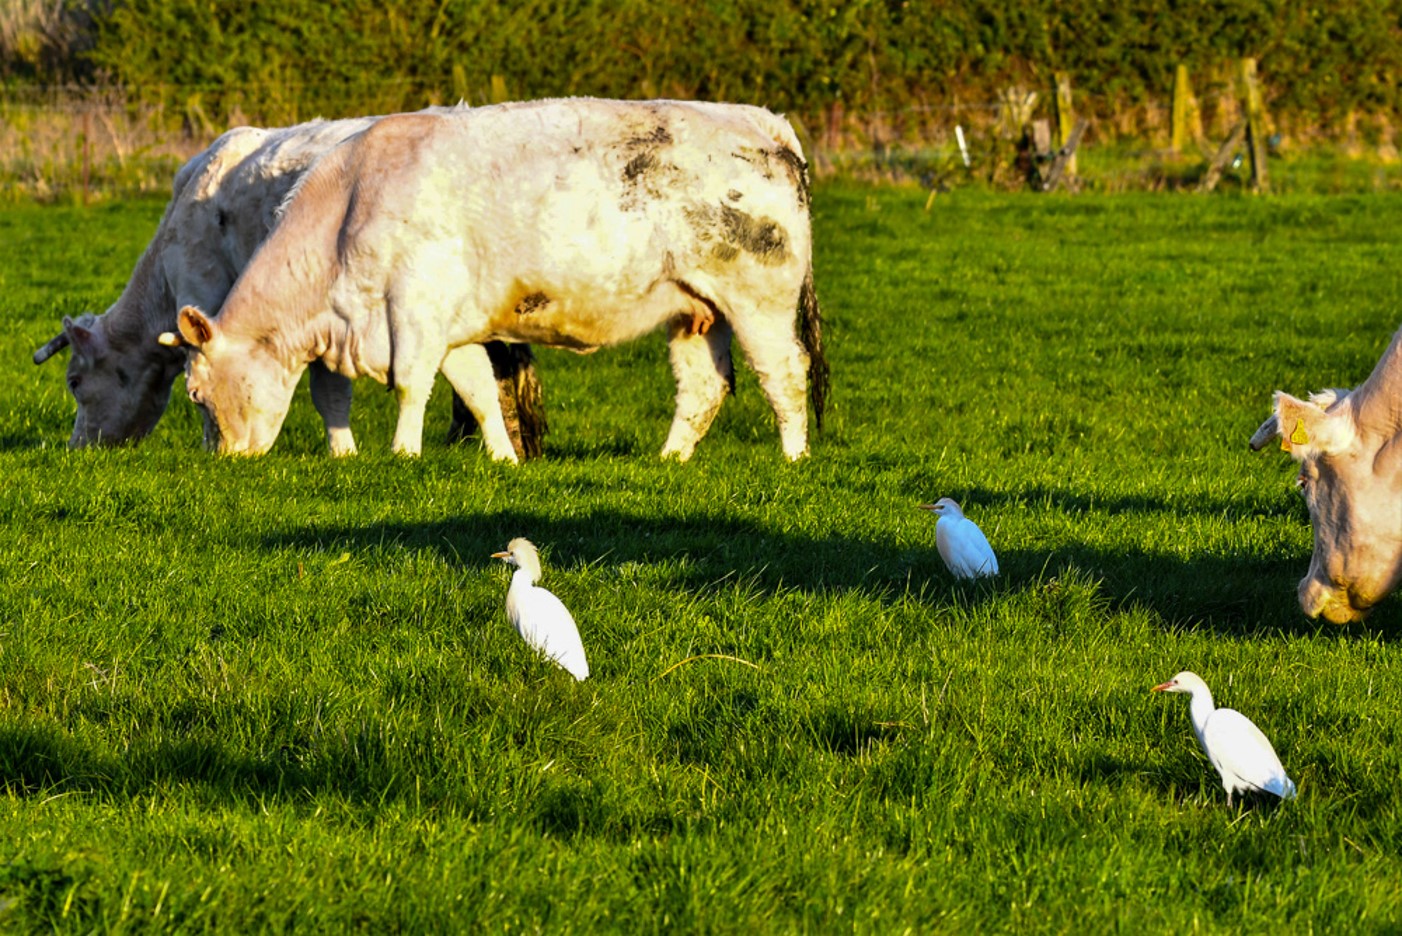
272,99,815,353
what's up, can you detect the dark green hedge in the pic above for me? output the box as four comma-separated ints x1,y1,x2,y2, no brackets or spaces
84,0,1402,130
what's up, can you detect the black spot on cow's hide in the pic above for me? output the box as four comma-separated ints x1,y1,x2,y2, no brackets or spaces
617,122,679,211
685,203,790,266
731,146,811,209
719,205,789,264
515,291,550,315
623,152,657,183
628,125,672,148
770,146,811,208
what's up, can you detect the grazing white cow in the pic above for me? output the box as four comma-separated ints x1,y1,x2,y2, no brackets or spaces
32,112,543,460
162,98,828,461
1250,324,1402,623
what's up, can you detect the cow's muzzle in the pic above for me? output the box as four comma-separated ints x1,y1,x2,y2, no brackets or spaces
1299,576,1370,624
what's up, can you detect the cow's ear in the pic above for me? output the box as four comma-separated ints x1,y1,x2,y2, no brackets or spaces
1275,391,1356,458
1376,433,1402,481
63,315,106,361
177,305,215,349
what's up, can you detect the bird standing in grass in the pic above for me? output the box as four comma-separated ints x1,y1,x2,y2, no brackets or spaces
1153,670,1295,806
920,498,999,579
492,538,589,681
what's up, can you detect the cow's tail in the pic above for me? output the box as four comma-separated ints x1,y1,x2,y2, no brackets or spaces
507,344,548,460
799,263,828,431
446,342,548,460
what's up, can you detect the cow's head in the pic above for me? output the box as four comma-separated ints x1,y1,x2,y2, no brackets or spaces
1252,384,1402,623
34,313,185,447
158,305,300,455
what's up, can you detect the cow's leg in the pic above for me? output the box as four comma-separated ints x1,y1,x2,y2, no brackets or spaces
661,318,734,461
384,281,458,456
440,344,520,464
729,313,810,461
308,361,357,456
385,328,439,457
447,393,480,445
447,342,539,462
390,373,434,456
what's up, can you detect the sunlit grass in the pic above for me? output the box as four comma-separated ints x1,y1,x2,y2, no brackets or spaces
0,187,1400,930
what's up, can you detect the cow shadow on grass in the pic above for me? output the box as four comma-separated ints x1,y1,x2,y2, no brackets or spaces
254,493,1366,638
262,508,936,601
0,698,717,841
954,482,1402,639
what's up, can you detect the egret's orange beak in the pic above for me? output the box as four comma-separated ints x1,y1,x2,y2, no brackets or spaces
917,504,936,511
1151,681,1173,692
491,550,510,560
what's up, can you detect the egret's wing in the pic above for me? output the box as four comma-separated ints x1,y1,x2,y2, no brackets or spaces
962,521,999,576
939,518,998,578
1204,708,1294,798
513,585,590,680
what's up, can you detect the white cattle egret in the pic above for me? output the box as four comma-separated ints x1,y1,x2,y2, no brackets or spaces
1153,671,1296,806
492,538,590,681
919,498,999,579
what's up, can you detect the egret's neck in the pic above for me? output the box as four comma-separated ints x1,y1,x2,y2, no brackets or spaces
1187,685,1216,739
512,565,540,589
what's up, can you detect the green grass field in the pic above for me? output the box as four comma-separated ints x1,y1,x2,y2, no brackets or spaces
2,186,1402,931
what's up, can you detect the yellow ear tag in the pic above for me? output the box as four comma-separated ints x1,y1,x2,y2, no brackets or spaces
1289,418,1309,447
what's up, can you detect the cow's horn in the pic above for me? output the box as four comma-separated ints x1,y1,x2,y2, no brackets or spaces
32,332,71,365
156,332,185,348
1249,414,1280,451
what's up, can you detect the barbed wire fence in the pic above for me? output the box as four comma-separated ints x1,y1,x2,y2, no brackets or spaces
2,76,1397,203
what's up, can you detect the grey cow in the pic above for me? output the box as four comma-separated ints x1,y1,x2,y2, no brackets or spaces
34,110,543,459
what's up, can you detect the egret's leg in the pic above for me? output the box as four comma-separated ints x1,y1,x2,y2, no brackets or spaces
661,318,733,461
440,344,520,464
308,361,358,456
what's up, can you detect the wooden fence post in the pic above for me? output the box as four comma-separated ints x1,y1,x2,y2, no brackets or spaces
1054,72,1077,178
1171,64,1201,155
80,107,91,206
1197,120,1247,193
1041,118,1088,192
1239,57,1269,192
451,64,469,104
489,74,509,104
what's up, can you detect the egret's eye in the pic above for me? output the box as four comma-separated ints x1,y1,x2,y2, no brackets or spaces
67,375,81,392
